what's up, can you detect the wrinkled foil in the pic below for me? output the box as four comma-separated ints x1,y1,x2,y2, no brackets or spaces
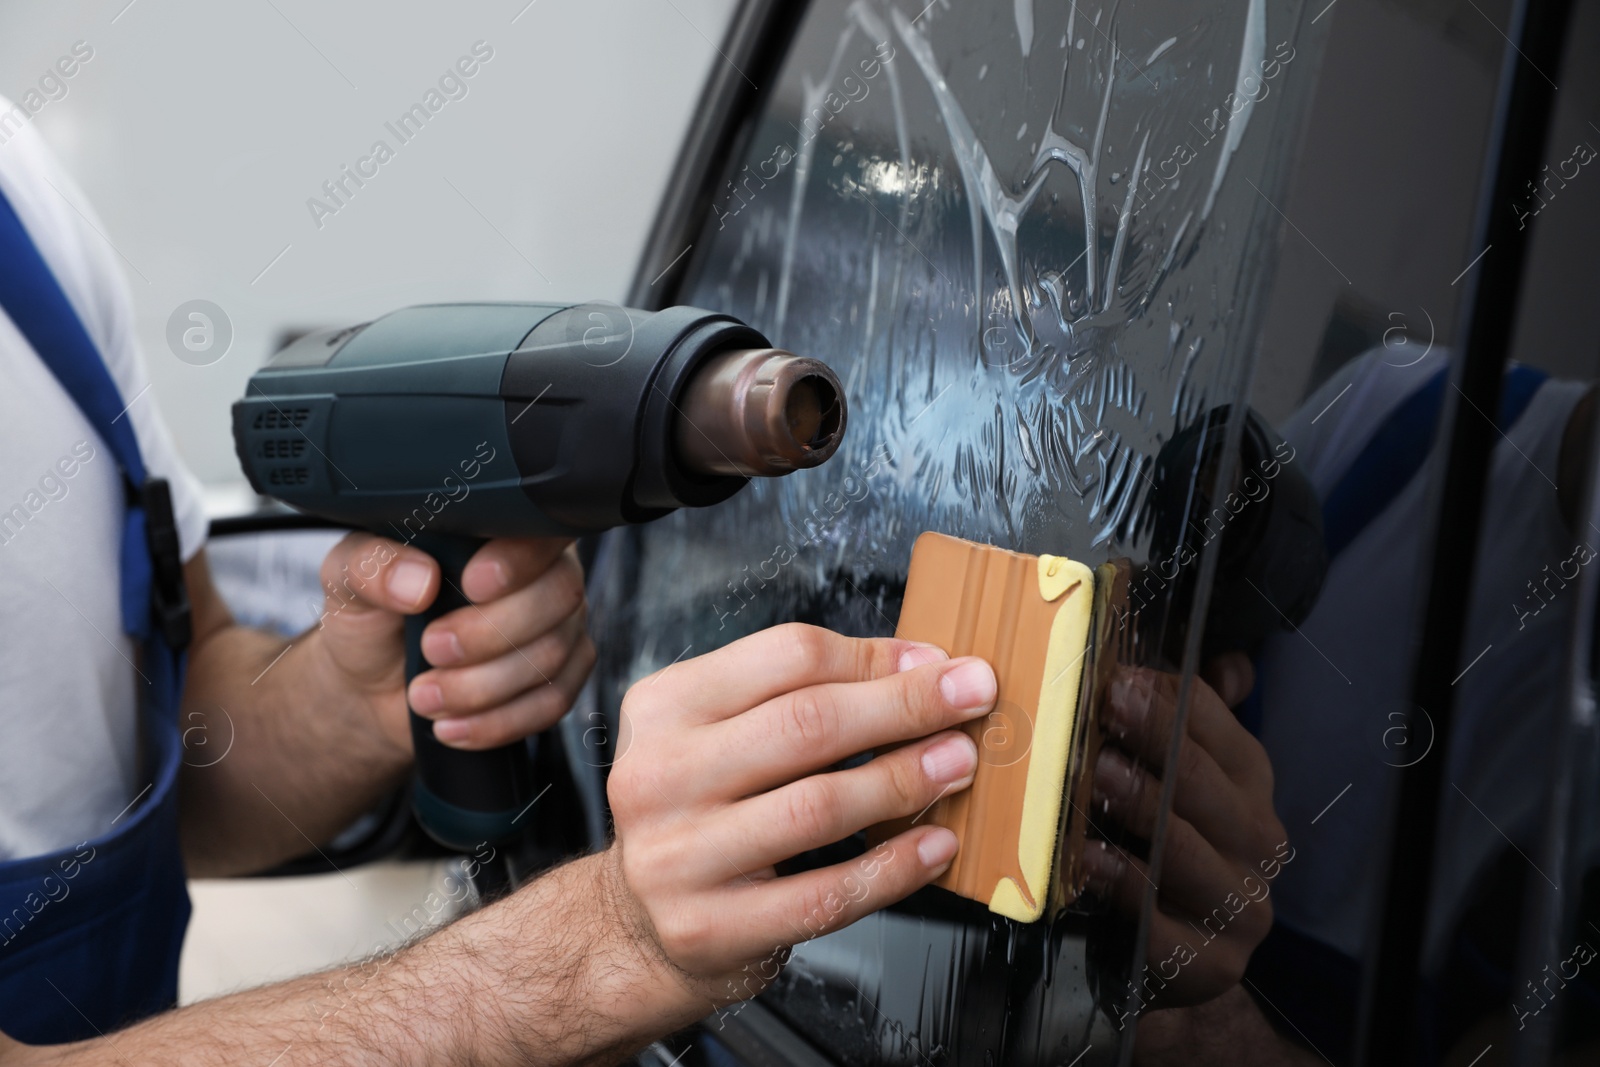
592,0,1318,1061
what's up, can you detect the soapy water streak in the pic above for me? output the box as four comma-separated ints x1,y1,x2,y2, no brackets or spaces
871,0,1264,357
773,1,1270,545
775,17,865,341
673,0,1288,636
597,1,1315,1060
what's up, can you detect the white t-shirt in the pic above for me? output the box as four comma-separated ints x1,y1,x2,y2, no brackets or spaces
0,99,208,861
1256,344,1591,971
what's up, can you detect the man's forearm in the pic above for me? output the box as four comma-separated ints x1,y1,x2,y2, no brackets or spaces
7,852,700,1067
178,622,410,877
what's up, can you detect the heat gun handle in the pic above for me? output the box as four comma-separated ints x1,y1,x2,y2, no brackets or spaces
403,534,537,854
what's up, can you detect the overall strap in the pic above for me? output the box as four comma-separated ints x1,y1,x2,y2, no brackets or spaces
1320,362,1549,560
1242,359,1553,1061
0,179,194,1044
0,184,189,649
1238,363,1551,743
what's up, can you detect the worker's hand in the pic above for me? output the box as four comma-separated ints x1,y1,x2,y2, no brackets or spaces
1084,654,1286,1007
601,623,994,1010
311,534,595,752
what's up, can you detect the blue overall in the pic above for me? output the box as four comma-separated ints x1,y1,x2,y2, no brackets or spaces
0,187,192,1043
1240,362,1561,1061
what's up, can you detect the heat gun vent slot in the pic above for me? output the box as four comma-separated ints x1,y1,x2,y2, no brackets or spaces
253,408,310,430
259,438,307,460
266,467,310,487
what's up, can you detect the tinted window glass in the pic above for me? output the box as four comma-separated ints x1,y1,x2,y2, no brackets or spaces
594,0,1333,1061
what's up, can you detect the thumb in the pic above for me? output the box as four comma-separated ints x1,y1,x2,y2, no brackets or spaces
318,533,442,618
316,534,441,687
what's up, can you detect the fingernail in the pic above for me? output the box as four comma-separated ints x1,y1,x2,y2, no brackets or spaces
434,718,470,744
422,630,465,666
939,658,997,714
483,559,511,593
410,682,444,715
1093,748,1137,804
917,827,958,869
898,644,949,672
389,560,432,609
1108,672,1151,730
921,733,977,784
1082,839,1124,884
1216,658,1253,707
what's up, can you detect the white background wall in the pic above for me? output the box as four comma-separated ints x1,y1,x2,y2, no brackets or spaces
0,0,736,489
0,0,735,1000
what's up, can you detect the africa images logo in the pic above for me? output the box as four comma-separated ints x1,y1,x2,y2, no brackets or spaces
306,42,495,229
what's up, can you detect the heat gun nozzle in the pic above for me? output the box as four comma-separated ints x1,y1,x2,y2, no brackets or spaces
675,348,847,478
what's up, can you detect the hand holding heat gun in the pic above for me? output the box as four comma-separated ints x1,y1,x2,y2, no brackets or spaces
233,302,847,871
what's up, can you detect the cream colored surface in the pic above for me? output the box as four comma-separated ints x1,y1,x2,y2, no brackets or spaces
988,555,1094,923
179,861,466,1004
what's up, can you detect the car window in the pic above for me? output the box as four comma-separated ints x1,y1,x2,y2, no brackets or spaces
594,0,1332,1061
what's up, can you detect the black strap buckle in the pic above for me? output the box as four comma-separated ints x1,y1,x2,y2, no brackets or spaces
141,477,192,651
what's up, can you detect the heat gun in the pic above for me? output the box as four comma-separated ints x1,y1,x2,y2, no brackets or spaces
233,302,847,873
